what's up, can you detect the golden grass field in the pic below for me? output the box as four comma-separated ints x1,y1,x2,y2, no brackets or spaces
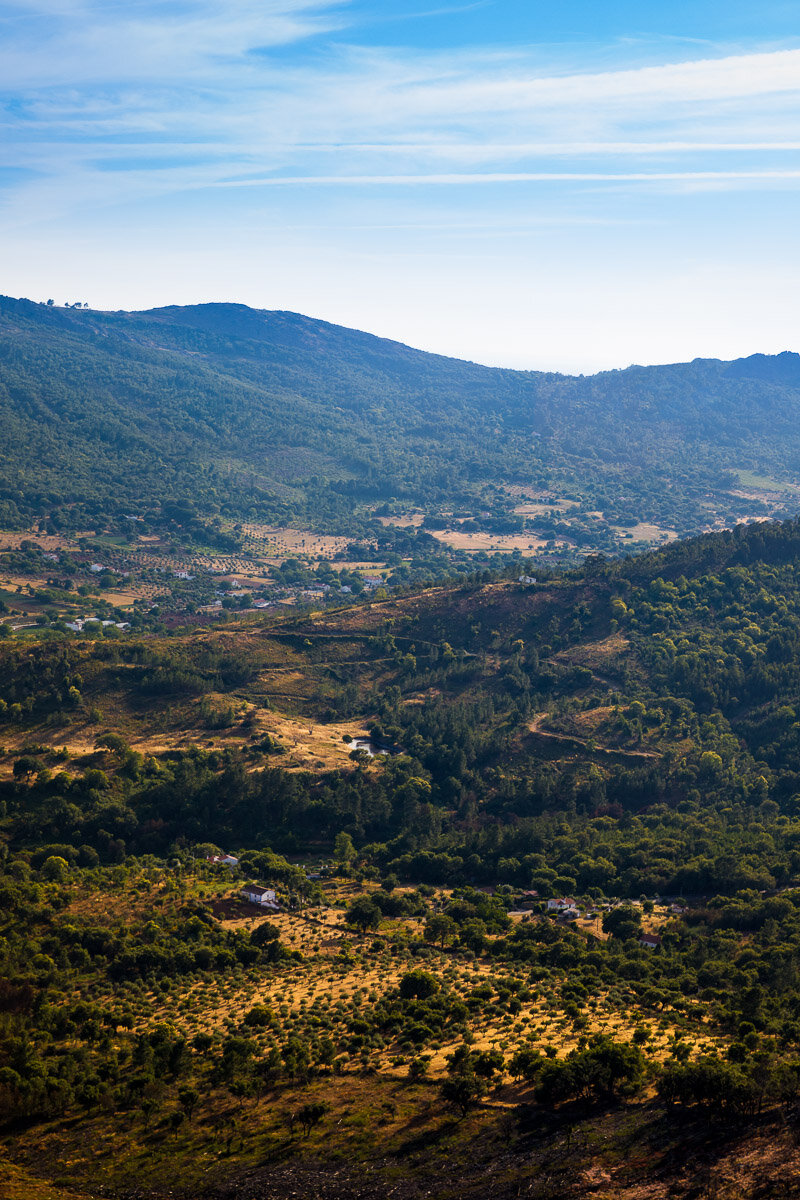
239,524,354,559
431,531,550,552
613,523,677,544
0,530,92,552
157,883,724,1083
0,709,378,777
72,867,724,1087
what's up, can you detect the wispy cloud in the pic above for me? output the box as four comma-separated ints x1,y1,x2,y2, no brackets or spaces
2,24,799,202
209,170,800,187
2,0,800,294
0,0,345,88
4,3,799,371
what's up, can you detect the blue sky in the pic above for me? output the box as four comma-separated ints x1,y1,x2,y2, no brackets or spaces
1,0,799,371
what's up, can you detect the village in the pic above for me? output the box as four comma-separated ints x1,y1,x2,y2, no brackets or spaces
204,850,687,956
0,526,394,636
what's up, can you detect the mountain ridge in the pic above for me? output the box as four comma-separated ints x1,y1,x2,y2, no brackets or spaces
2,293,800,556
11,293,799,379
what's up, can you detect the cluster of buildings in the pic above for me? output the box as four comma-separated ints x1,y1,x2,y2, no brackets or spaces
544,894,665,949
64,617,130,632
203,852,280,912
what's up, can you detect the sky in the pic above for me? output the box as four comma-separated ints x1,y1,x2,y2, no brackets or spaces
1,0,799,372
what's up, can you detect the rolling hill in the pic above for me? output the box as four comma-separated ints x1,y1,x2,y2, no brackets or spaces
5,516,800,1197
2,294,800,555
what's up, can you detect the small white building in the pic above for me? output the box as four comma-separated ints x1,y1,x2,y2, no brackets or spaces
240,884,278,909
206,854,239,867
547,897,576,913
640,933,662,950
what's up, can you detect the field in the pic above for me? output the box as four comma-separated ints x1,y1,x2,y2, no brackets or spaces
239,524,355,559
0,861,737,1198
7,519,800,1198
734,469,800,494
431,530,551,552
612,522,677,544
0,531,90,552
512,499,577,516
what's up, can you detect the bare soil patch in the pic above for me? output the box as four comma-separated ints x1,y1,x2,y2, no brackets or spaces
431,530,548,552
553,633,630,670
613,522,677,543
0,529,91,551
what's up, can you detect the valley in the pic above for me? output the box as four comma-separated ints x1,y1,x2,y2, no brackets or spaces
5,518,800,1196
5,298,800,1197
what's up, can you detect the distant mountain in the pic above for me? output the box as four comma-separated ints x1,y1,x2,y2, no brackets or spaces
724,351,800,386
1,294,799,545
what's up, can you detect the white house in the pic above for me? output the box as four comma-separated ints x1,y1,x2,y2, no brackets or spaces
547,897,576,913
206,854,239,867
240,884,279,909
640,933,662,950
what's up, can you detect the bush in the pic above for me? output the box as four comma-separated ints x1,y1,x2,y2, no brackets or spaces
399,969,440,1000
243,1004,274,1027
535,1037,646,1104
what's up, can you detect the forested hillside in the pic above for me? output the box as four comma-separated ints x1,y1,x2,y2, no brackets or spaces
7,519,800,1197
5,515,800,888
6,296,800,1196
2,294,800,554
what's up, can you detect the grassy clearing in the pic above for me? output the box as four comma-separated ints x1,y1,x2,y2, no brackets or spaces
612,522,677,543
0,1159,97,1200
735,470,800,493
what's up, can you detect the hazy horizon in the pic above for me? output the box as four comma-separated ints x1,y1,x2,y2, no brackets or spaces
11,291,800,377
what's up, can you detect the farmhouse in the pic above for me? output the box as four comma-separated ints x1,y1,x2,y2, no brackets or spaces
640,933,662,950
206,853,239,867
547,897,576,912
240,883,279,909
